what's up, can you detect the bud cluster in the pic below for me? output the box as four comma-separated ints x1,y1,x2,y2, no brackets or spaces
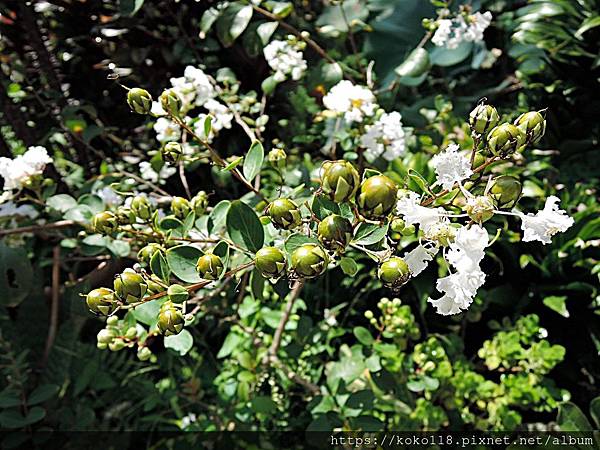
96,315,156,362
365,297,420,350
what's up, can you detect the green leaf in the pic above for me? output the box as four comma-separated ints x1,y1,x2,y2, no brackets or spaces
213,241,230,275
226,200,264,252
78,194,105,213
222,156,244,172
47,194,77,212
0,389,21,408
311,196,340,220
256,22,278,45
164,329,194,356
543,295,569,318
64,204,93,222
208,200,230,233
133,298,167,327
352,223,388,245
106,240,130,258
557,402,592,431
243,141,264,182
575,16,600,38
407,168,433,195
150,251,171,283
315,0,367,35
119,0,144,16
28,384,59,405
394,48,430,78
340,256,358,276
0,243,33,307
216,3,253,47
284,233,319,254
203,115,213,137
590,396,600,429
429,42,473,67
250,396,277,414
166,245,203,283
353,326,374,346
217,332,243,358
200,7,221,38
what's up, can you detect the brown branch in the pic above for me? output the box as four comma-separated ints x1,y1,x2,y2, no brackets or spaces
267,281,303,361
42,246,60,366
0,219,77,237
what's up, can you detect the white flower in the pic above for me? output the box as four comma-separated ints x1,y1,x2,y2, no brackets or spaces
0,201,38,219
93,186,122,207
432,11,492,50
151,101,166,116
184,66,215,106
403,244,438,277
0,146,53,191
263,39,307,81
360,112,406,162
430,143,473,191
463,11,493,43
323,80,377,123
519,196,574,245
445,224,488,272
204,99,233,131
154,117,181,143
396,192,448,234
432,19,453,47
139,161,176,183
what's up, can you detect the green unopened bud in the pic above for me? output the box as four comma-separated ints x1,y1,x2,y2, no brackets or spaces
125,327,137,340
267,198,302,230
167,284,189,303
146,274,166,294
464,195,495,223
489,175,522,209
356,175,398,220
320,160,360,203
317,214,353,253
255,246,287,279
378,257,410,290
267,148,287,170
290,244,329,279
127,88,153,115
115,206,134,225
137,243,163,266
171,196,191,219
159,88,182,117
137,346,152,361
190,191,209,216
390,218,406,233
86,288,117,315
514,110,546,144
109,338,126,351
97,328,117,345
92,211,119,235
469,103,499,135
196,253,224,280
130,195,154,220
157,306,185,336
487,123,525,156
114,268,148,304
162,141,184,164
364,310,374,320
106,315,119,326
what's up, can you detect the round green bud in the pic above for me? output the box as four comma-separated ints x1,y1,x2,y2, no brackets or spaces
356,175,398,220
364,310,374,320
514,111,546,144
137,347,152,361
137,243,163,266
196,253,224,280
157,306,185,336
255,246,287,279
469,104,499,135
91,211,119,235
114,268,148,304
317,214,353,253
86,288,117,315
290,244,329,279
167,284,189,303
390,218,406,233
108,338,126,351
146,274,166,295
130,194,154,221
377,257,411,290
464,195,495,223
159,88,182,117
401,224,416,236
106,315,119,326
171,196,191,219
124,327,137,340
487,123,526,156
127,88,153,115
267,198,302,230
190,191,209,216
162,141,183,164
320,160,360,203
97,328,117,345
267,148,287,170
489,175,522,209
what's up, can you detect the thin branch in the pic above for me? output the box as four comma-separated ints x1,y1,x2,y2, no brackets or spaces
42,246,60,366
0,220,76,237
267,281,303,361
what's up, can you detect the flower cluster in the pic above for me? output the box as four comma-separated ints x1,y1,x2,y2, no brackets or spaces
323,80,377,123
0,146,53,191
263,37,307,82
432,10,493,50
360,112,407,162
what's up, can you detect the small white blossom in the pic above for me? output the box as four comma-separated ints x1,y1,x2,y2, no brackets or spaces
396,192,448,234
263,39,307,81
519,196,574,245
204,99,233,131
432,11,492,50
323,80,377,123
0,146,53,191
432,19,453,47
360,112,407,162
431,143,473,190
93,186,122,207
403,244,438,277
139,161,176,184
154,117,182,143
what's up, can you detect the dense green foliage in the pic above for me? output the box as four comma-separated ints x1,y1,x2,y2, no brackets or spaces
0,0,599,443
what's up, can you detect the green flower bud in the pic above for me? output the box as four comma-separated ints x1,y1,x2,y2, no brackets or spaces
267,148,287,170
267,198,302,230
85,288,117,315
469,103,499,135
124,327,137,340
317,214,353,253
106,315,119,326
196,253,224,280
91,211,119,235
464,195,495,223
162,141,184,164
364,310,374,320
356,175,398,220
487,123,525,156
157,306,185,336
514,110,546,144
320,160,360,203
255,246,287,279
190,191,209,216
109,338,126,351
127,88,153,115
137,346,152,361
290,244,329,279
130,195,154,221
489,175,522,209
171,196,191,219
137,243,163,266
114,268,148,304
390,218,406,233
146,274,166,294
378,257,410,290
167,284,189,303
115,206,134,225
159,88,182,117
97,328,117,344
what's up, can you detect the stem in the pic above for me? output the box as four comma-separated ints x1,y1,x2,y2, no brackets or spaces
267,281,303,361
0,219,76,237
41,246,60,366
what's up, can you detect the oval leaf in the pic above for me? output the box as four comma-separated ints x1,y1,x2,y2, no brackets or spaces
226,200,264,252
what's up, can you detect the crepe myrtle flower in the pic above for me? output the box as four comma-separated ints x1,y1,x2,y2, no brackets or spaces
322,80,377,123
430,143,473,191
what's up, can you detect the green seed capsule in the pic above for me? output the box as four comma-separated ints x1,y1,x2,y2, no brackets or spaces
127,88,153,115
91,211,119,235
162,141,184,164
487,123,526,156
137,347,152,361
317,214,353,253
356,175,398,220
171,196,191,219
267,198,302,230
267,148,287,170
157,306,185,336
255,247,287,279
196,253,224,280
489,175,523,209
290,244,329,279
130,194,154,221
97,330,116,346
114,268,148,304
464,195,495,223
159,88,182,117
320,160,360,203
137,243,163,266
86,288,117,316
167,284,189,303
514,110,546,144
190,191,209,216
378,257,411,290
469,104,499,135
